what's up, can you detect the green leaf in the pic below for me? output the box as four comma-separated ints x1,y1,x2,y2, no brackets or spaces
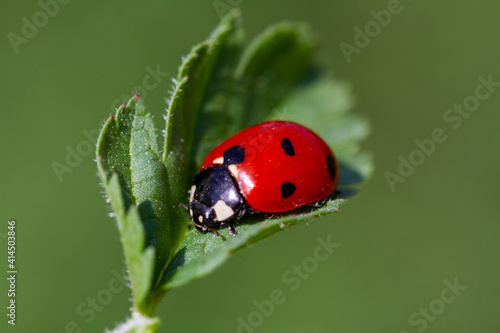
97,97,170,314
156,17,373,291
97,10,373,331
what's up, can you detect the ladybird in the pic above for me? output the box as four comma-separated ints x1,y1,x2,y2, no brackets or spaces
187,120,339,236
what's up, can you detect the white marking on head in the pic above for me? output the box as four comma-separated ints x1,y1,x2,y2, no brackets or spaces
228,164,239,178
213,157,224,165
189,209,193,217
213,200,235,221
189,185,196,202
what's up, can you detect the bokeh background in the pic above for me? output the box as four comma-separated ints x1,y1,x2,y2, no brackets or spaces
1,1,499,332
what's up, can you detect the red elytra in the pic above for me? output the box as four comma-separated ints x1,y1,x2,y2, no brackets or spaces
201,120,339,213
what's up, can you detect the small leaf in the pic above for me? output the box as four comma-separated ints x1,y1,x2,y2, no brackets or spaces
159,12,244,284
97,174,155,313
97,97,170,313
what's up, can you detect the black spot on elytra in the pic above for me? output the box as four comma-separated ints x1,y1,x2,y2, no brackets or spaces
223,146,245,166
281,182,296,198
281,138,295,156
326,154,336,178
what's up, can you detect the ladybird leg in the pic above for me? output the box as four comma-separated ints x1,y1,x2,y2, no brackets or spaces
247,207,258,214
208,228,220,237
216,222,236,237
179,203,188,211
198,224,221,237
228,224,237,237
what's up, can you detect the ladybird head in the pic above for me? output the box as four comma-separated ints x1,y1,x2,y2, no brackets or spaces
188,166,247,232
188,199,217,231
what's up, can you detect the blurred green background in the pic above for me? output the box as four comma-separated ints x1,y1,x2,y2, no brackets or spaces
1,1,499,332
